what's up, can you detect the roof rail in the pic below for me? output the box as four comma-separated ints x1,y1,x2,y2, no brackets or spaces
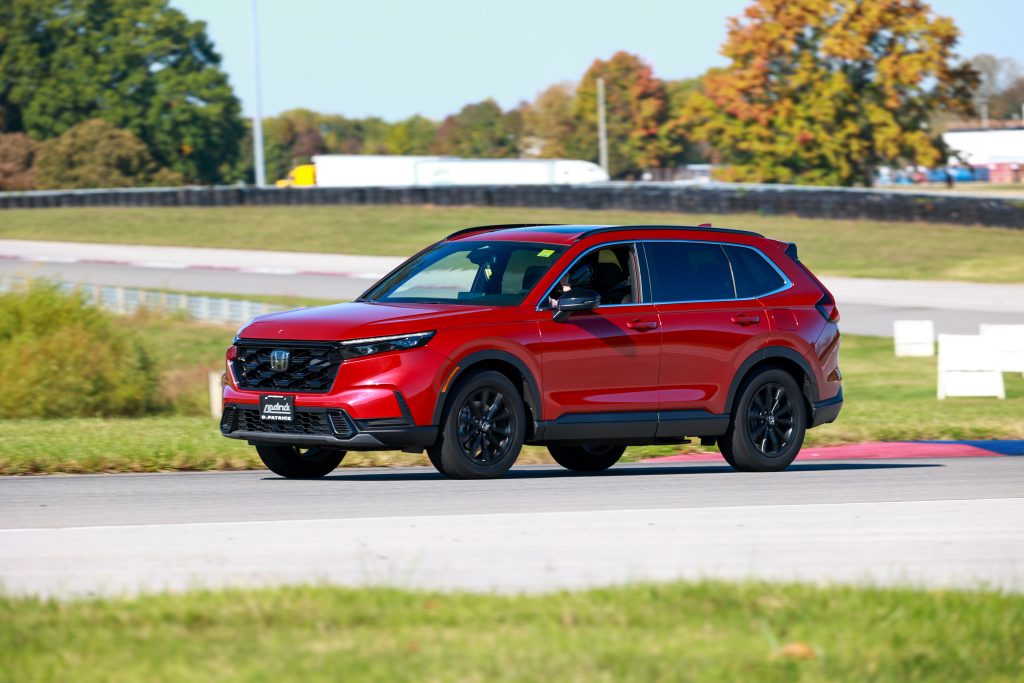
576,224,764,240
445,224,564,240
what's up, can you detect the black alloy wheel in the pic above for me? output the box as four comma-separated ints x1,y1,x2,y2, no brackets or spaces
428,370,526,479
255,444,346,479
746,382,796,457
719,367,806,472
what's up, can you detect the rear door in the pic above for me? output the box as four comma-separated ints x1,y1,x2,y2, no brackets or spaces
643,240,773,430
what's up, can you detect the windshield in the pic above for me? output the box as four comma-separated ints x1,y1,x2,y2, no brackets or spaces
361,241,566,306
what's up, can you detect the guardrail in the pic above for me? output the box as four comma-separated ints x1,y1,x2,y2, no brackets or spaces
1,182,1022,228
0,277,280,325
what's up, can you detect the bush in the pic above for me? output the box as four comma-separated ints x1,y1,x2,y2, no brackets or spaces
33,119,183,190
0,132,37,190
0,283,160,418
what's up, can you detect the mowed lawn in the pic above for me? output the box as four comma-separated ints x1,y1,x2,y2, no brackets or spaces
1,204,1023,282
2,581,1021,682
0,330,1021,475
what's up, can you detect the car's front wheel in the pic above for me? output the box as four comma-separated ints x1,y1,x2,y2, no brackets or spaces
548,444,625,472
255,444,345,479
428,370,526,479
719,368,807,472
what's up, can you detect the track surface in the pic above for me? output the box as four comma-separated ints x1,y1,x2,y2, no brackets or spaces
2,458,1021,596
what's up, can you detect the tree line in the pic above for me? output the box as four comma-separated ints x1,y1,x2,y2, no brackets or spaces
2,0,1022,191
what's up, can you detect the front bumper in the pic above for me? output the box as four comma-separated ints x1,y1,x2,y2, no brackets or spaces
220,403,437,451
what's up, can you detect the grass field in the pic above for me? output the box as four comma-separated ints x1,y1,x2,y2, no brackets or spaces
1,330,1021,475
2,581,1021,682
2,205,1024,283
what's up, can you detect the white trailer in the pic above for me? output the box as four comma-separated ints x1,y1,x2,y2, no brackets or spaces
943,128,1024,165
308,155,609,187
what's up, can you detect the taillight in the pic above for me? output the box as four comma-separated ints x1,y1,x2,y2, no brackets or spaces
787,244,840,323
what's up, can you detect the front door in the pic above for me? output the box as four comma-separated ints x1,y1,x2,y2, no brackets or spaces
535,243,661,439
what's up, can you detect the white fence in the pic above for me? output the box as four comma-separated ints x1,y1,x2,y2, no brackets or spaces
0,277,281,325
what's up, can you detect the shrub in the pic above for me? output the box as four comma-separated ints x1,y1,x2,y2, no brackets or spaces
0,133,37,190
0,283,160,418
32,119,182,190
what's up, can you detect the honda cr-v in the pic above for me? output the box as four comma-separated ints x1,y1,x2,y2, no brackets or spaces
220,224,842,479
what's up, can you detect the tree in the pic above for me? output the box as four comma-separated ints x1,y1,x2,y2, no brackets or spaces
565,52,670,178
522,83,576,158
970,55,1019,120
0,0,243,184
387,115,439,155
992,77,1024,120
432,99,521,158
33,118,182,189
678,0,978,186
0,133,37,190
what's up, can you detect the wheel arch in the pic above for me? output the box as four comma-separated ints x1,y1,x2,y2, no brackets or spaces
726,346,818,419
432,350,542,440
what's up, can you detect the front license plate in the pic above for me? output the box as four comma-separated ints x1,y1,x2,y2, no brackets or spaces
260,395,294,422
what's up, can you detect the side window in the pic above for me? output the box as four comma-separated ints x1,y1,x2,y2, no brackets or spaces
547,244,637,306
724,246,786,298
644,242,736,302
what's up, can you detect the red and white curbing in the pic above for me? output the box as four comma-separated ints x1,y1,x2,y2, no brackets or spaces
641,441,1016,463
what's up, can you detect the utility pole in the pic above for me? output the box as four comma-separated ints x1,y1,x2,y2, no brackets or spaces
249,0,267,187
596,77,609,176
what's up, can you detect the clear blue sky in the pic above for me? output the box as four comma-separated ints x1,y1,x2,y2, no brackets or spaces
170,0,1024,121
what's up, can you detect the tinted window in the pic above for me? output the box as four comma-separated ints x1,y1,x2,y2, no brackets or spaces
645,242,735,302
724,246,786,298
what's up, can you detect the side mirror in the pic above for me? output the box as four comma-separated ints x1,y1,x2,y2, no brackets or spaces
553,288,600,323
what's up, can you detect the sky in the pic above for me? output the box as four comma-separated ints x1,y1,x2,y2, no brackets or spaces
170,0,1024,121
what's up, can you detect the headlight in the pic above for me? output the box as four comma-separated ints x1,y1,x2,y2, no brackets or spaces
340,331,435,359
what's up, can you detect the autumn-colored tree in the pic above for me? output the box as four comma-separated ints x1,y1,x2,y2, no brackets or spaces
679,0,978,186
0,133,37,190
566,52,670,178
523,83,576,158
387,115,439,155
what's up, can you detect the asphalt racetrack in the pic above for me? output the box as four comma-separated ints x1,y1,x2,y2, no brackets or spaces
2,458,1021,597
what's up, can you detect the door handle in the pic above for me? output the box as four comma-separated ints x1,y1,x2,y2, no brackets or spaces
627,319,659,331
730,314,761,326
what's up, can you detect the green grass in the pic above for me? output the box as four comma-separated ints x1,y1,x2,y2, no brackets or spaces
0,332,1021,475
2,581,1021,682
2,205,1023,282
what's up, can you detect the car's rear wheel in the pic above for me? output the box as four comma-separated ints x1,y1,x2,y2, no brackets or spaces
719,368,806,472
548,444,625,472
255,444,345,479
428,370,525,479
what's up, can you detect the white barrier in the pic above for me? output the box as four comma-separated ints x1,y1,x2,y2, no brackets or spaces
893,320,935,357
979,324,1024,375
937,334,1005,399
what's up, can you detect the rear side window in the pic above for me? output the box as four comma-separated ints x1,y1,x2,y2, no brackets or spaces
644,242,736,302
724,245,786,298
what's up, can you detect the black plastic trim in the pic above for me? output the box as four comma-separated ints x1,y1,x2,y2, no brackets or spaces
811,388,843,428
535,409,729,443
726,346,820,412
577,224,764,241
227,427,438,451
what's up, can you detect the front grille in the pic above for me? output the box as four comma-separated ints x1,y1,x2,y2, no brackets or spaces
221,405,354,439
231,340,342,393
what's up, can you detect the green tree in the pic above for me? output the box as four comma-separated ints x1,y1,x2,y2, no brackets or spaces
565,52,670,178
433,99,521,158
0,133,37,190
0,0,243,184
679,0,978,186
33,118,182,189
387,115,439,155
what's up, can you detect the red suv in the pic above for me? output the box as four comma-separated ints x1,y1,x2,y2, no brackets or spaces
221,224,842,479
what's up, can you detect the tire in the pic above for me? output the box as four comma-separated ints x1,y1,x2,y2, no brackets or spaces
548,444,625,472
255,444,345,479
719,368,807,472
427,370,526,479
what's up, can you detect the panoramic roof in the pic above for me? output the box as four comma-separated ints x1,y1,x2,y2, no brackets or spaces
449,223,764,245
